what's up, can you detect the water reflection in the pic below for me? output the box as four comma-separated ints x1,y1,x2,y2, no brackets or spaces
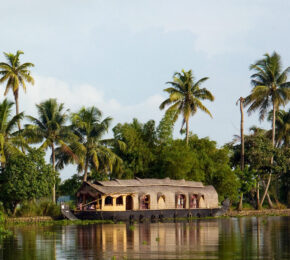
73,221,219,259
1,217,290,260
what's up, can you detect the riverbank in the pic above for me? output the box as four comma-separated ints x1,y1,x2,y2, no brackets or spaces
226,209,290,217
3,209,290,225
5,216,54,223
5,217,115,226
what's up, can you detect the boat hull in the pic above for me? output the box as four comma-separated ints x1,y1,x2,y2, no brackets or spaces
74,207,226,222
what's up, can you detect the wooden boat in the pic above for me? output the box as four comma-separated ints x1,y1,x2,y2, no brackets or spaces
74,177,229,221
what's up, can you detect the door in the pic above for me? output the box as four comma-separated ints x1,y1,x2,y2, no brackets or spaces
126,195,133,210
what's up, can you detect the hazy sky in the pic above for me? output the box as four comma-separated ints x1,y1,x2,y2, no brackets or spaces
1,0,290,179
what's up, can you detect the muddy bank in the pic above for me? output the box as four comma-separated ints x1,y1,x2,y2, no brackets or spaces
226,209,290,217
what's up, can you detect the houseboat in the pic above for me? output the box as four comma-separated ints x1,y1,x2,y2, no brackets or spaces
74,177,229,221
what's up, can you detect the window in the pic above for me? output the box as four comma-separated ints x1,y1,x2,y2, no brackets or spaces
190,195,197,209
105,196,113,205
140,195,150,209
176,194,186,209
116,196,123,205
157,195,166,209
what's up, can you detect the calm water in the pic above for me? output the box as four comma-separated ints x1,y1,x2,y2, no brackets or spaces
0,216,289,260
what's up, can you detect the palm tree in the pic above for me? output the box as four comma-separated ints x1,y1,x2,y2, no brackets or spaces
0,51,34,130
57,106,123,182
24,99,75,203
160,70,214,144
0,99,26,167
245,52,290,207
236,97,245,210
267,109,289,148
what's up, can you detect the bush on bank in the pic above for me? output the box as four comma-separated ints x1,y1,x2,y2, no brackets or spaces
15,200,61,218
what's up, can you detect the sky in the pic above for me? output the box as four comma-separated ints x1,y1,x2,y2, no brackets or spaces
1,0,290,179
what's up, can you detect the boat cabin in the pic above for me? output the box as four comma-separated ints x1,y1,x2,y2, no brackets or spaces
76,177,219,211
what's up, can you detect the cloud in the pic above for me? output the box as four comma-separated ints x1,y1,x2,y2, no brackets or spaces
3,75,164,132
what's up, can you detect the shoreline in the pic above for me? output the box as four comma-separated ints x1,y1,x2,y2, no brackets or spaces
226,208,290,217
4,208,290,225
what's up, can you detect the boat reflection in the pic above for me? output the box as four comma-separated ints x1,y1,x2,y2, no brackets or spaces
75,221,219,259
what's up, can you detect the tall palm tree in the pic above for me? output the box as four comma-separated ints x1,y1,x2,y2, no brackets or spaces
267,109,289,148
236,97,245,210
0,51,34,130
24,99,75,203
160,70,214,144
245,52,290,207
57,106,123,182
0,99,26,167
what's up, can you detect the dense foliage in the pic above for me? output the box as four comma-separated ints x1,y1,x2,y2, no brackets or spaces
0,149,55,215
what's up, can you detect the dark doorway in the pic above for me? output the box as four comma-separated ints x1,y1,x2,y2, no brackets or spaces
126,195,133,210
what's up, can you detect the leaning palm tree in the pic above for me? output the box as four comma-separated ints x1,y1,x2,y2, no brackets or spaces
160,70,214,144
0,51,34,130
24,99,75,203
0,99,26,167
267,109,289,148
245,52,290,207
56,106,123,182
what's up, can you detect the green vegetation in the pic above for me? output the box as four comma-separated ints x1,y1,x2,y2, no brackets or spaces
244,52,290,209
24,99,75,203
0,99,26,167
0,202,11,239
0,149,55,215
56,106,124,182
159,69,214,144
15,200,61,218
0,51,289,219
0,50,34,130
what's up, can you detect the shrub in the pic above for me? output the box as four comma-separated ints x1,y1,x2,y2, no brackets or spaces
15,199,61,218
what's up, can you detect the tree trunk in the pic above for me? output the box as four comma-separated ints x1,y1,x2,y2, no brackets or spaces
83,158,89,182
238,97,245,211
266,193,274,209
261,180,274,208
14,89,21,131
240,97,245,171
51,144,56,204
260,102,276,208
272,102,276,148
260,174,271,207
238,193,243,211
256,181,261,210
13,202,19,216
186,118,189,145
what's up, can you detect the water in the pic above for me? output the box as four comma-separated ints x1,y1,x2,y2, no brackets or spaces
1,216,289,260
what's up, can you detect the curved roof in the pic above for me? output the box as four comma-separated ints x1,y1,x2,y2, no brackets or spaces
80,181,216,196
95,177,204,188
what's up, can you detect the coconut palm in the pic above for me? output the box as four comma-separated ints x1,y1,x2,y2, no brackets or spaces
245,52,290,207
24,99,75,203
160,70,214,144
236,97,245,210
267,109,290,148
0,51,34,130
0,99,26,167
56,106,124,182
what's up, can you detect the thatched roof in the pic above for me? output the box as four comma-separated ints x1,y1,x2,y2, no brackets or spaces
95,177,203,188
78,177,217,197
